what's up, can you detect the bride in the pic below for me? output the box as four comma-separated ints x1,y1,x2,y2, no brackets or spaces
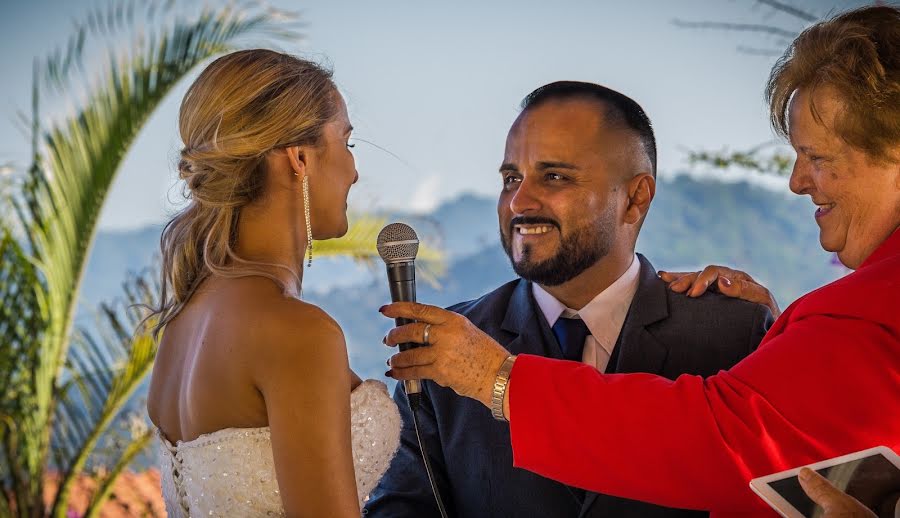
145,49,400,517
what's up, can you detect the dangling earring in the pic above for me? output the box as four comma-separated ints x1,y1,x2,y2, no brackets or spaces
303,176,313,267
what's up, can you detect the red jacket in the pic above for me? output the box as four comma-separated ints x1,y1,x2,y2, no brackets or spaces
509,229,900,517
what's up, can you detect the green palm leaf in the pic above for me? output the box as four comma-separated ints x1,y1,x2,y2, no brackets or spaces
317,215,446,287
50,273,160,516
83,428,155,518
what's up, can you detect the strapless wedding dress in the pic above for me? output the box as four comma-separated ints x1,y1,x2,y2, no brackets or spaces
157,379,401,516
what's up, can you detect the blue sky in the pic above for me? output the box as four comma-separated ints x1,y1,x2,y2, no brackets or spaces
0,0,864,230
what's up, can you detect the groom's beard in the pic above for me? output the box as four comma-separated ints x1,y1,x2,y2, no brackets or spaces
500,210,615,286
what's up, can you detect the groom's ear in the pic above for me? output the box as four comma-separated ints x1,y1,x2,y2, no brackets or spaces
284,145,309,179
624,173,655,225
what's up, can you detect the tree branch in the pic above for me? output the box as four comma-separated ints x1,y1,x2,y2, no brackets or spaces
685,142,795,177
754,0,818,23
735,45,785,57
672,19,798,38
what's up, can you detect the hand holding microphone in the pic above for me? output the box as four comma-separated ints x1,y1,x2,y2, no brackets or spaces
378,223,453,517
376,223,424,397
377,223,512,410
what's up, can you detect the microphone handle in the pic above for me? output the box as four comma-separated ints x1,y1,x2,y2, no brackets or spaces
387,261,422,395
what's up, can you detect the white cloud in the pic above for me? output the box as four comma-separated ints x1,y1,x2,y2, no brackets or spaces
0,163,15,176
410,174,441,214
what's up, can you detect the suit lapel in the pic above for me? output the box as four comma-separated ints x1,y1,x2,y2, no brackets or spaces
501,279,564,359
607,254,669,374
503,280,590,509
580,255,670,518
502,268,672,517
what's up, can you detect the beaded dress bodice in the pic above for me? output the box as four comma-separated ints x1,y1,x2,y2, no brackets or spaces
156,379,401,517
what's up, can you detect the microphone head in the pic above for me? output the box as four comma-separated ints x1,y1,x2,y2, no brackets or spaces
377,223,420,263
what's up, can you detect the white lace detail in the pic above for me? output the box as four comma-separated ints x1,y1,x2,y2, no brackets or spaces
157,379,401,516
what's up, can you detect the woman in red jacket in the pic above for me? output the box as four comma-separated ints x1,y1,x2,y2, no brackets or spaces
380,5,900,516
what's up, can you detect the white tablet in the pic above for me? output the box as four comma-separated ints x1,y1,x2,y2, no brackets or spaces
749,446,900,518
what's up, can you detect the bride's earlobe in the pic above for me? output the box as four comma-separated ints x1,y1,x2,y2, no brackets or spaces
285,145,308,179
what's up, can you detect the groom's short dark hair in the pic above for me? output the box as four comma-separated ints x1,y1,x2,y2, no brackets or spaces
520,81,657,178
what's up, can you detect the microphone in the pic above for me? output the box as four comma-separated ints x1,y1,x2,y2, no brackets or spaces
377,223,450,517
377,222,422,397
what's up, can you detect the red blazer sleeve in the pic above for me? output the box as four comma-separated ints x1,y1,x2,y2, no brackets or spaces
509,314,900,512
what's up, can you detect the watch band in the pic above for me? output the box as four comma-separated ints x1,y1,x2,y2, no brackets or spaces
491,355,517,421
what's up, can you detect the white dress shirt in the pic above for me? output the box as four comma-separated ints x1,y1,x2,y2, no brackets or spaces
532,255,641,373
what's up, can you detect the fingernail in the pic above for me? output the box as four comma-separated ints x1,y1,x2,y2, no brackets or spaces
378,305,387,313
721,277,732,287
385,370,392,377
386,358,390,367
798,468,812,481
382,335,387,345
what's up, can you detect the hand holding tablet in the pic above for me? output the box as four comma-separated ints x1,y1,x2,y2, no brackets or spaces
750,446,900,518
798,468,877,517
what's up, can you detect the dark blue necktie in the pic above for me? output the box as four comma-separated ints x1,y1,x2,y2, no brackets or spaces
551,316,591,506
552,316,590,362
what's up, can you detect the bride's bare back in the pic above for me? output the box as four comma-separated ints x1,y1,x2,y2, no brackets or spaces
148,275,361,444
148,275,364,516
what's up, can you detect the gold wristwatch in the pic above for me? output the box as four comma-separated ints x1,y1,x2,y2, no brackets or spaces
491,355,517,421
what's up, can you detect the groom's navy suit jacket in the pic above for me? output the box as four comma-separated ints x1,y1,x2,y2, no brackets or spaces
365,255,773,518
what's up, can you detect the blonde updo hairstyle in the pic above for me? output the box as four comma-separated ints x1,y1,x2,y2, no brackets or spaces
149,49,338,338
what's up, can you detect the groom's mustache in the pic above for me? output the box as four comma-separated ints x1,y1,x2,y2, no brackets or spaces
508,216,561,235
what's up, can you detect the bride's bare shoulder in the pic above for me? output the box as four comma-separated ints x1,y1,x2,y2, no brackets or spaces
225,279,348,379
261,297,344,350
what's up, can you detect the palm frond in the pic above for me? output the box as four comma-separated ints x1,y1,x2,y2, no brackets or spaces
83,428,155,518
50,272,159,517
316,215,446,287
0,230,44,518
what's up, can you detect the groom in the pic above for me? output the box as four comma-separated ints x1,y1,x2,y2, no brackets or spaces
365,82,773,517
